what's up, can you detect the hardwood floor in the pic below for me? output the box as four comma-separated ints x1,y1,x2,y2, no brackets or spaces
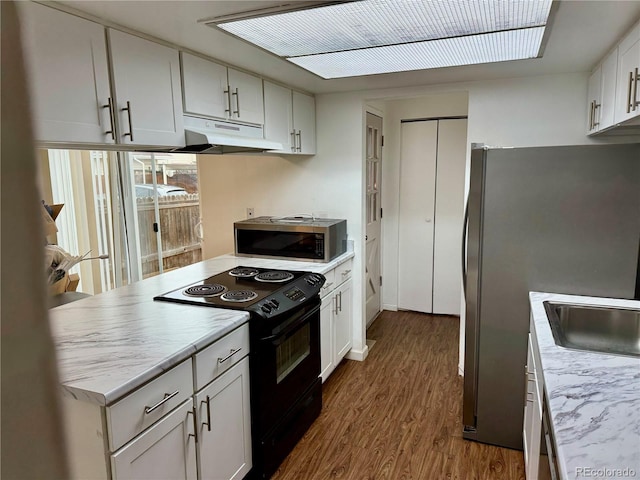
271,310,525,480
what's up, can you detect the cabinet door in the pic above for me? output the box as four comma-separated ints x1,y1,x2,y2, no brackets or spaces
264,81,294,152
320,293,335,382
109,29,184,146
181,52,229,120
334,279,352,361
196,357,252,480
292,91,316,154
110,399,197,480
614,22,640,123
228,69,264,125
599,49,618,130
19,2,113,144
586,67,602,133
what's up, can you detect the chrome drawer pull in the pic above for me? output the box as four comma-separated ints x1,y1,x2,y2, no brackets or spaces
342,269,351,276
217,348,242,364
144,390,179,414
187,408,197,440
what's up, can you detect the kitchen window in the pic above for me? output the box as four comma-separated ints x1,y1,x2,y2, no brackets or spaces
39,149,202,294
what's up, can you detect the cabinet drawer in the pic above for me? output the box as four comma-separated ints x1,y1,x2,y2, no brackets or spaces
194,324,249,390
320,269,336,299
107,359,193,452
335,259,353,285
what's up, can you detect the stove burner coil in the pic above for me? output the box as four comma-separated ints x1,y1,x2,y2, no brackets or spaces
255,271,295,283
183,284,227,297
221,290,259,302
229,267,260,278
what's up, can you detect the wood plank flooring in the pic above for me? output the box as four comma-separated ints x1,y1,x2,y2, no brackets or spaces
271,310,525,480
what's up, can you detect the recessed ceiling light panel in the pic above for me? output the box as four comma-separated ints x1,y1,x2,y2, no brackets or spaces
289,27,546,78
211,0,553,78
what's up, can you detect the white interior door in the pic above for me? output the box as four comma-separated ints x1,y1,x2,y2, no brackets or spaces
398,121,438,313
365,113,383,326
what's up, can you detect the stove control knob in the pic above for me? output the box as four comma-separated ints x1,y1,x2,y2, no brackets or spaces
261,304,273,314
270,299,279,309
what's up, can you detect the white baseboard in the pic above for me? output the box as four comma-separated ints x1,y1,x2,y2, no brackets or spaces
382,304,398,311
345,344,369,361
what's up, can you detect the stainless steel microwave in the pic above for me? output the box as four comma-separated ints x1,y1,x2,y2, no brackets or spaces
234,216,347,262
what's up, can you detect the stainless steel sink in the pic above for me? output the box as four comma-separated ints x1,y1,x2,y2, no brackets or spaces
543,302,640,358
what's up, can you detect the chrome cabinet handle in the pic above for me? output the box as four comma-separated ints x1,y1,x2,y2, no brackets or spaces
338,291,342,312
593,102,600,127
201,395,211,431
232,87,240,117
333,295,339,315
144,390,179,414
102,97,115,140
588,100,594,130
627,72,634,113
187,407,197,440
296,130,302,152
217,348,242,364
322,281,334,290
225,86,232,115
633,67,639,111
341,269,351,277
121,101,134,141
290,130,296,152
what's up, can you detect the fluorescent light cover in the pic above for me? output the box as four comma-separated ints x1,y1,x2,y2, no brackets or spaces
213,0,553,78
289,27,546,78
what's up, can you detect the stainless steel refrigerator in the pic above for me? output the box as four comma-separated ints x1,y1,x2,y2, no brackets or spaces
462,143,640,450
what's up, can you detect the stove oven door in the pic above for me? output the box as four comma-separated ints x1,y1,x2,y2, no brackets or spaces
252,298,321,436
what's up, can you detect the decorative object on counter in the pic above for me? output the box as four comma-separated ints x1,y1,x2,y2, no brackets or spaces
45,245,89,295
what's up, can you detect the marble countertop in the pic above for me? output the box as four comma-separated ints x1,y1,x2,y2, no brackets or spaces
529,292,640,479
49,249,354,406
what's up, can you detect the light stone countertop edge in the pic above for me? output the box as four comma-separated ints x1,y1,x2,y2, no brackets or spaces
528,292,640,480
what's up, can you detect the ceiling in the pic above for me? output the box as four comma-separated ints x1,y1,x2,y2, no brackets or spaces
57,0,640,94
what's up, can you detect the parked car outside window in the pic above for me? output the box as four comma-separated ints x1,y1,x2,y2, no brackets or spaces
135,184,188,198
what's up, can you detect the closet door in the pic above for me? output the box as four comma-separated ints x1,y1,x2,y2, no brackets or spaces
397,121,437,313
432,119,467,315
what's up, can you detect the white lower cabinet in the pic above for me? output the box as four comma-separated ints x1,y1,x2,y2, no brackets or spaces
111,399,197,480
62,324,251,480
320,260,353,382
523,319,547,480
195,357,252,480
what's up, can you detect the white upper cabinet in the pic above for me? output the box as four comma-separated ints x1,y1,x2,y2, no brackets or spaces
181,52,264,125
292,91,316,154
264,81,294,151
263,83,316,155
599,49,618,130
614,21,640,124
109,29,184,147
19,2,114,144
588,18,640,134
227,69,264,125
181,52,229,119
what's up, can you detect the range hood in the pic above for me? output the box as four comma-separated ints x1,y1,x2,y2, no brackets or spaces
174,115,283,154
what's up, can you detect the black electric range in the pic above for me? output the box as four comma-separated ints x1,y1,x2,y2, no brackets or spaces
154,266,325,479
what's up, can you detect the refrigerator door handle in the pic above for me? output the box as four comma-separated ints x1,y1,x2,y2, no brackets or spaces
462,195,470,298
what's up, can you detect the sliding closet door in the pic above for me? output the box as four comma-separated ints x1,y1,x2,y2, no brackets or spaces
397,118,467,315
397,121,437,313
432,119,467,315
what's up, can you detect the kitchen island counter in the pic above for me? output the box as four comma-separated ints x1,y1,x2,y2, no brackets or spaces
529,292,640,479
49,249,354,405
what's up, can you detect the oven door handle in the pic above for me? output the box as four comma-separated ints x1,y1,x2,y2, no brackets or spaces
260,303,320,345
